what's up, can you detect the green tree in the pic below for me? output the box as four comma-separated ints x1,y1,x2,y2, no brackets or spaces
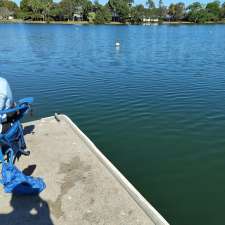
49,2,64,20
94,4,111,23
108,0,130,23
60,0,79,20
41,0,53,21
187,1,202,12
0,0,18,11
20,0,41,20
206,0,221,20
81,0,92,20
187,2,205,23
130,4,145,24
158,0,167,19
14,0,225,23
221,1,225,18
93,0,101,9
146,0,155,9
0,0,19,18
175,2,185,20
127,0,134,6
168,3,175,20
20,0,53,20
20,0,31,12
168,2,185,20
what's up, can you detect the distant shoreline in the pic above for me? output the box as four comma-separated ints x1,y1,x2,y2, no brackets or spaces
1,19,225,25
0,19,122,25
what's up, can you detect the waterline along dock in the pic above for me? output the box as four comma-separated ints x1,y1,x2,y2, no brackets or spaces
0,115,169,225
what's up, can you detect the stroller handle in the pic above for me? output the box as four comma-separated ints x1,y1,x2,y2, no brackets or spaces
17,97,33,105
0,97,33,116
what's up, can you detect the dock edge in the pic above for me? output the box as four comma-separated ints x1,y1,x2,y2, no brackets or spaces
57,114,170,225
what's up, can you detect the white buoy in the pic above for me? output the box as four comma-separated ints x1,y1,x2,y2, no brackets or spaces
115,41,120,47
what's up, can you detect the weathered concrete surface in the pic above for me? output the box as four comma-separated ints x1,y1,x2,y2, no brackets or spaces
0,115,168,225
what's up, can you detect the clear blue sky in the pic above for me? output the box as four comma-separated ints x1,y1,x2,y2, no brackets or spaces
14,0,209,7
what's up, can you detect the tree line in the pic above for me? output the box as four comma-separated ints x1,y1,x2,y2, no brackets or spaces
0,0,225,24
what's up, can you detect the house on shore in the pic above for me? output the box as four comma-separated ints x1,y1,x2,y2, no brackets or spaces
111,10,120,22
73,6,83,21
0,7,14,20
143,17,159,23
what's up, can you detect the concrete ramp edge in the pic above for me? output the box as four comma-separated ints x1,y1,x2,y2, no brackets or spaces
58,114,170,225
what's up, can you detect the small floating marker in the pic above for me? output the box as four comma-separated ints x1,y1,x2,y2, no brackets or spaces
115,40,120,47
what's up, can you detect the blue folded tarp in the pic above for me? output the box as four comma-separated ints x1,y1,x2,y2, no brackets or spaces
0,149,46,195
0,162,46,195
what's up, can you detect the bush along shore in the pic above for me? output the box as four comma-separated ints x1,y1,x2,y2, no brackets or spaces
0,0,225,24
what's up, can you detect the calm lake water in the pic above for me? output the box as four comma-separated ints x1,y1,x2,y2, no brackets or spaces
1,24,225,225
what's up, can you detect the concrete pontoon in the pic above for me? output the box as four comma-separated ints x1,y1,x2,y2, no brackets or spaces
0,115,169,225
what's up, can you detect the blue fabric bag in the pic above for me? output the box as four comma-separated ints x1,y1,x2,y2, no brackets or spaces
0,150,46,195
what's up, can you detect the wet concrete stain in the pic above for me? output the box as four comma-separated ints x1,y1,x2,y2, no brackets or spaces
49,156,91,219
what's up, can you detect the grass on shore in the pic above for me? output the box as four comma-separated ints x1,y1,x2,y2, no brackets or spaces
0,19,123,25
1,19,225,25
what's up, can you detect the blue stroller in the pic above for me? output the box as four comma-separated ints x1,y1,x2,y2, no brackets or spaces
0,98,46,195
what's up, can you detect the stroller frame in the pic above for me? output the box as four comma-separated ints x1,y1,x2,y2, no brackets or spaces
0,97,33,164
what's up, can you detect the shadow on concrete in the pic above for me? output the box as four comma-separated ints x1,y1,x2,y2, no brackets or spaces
22,164,37,176
0,194,54,225
23,125,35,135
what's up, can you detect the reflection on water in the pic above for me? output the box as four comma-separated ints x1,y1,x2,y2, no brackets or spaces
1,24,225,225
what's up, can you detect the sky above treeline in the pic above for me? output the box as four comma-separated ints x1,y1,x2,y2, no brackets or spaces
13,0,211,7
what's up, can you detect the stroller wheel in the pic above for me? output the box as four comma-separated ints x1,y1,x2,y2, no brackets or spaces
20,149,30,156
